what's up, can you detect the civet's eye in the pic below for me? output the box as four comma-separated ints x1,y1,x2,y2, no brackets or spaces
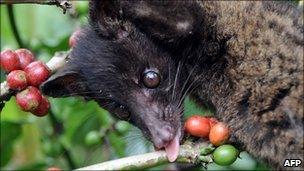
142,70,161,88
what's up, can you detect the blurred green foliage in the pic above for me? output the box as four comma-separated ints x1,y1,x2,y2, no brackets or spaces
0,2,271,170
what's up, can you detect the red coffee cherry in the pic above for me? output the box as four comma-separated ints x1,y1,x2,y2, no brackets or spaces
32,95,50,117
6,70,28,90
0,49,21,72
209,122,230,146
24,61,50,87
184,115,211,138
16,86,42,112
207,117,219,128
15,49,35,69
47,167,62,171
69,30,81,47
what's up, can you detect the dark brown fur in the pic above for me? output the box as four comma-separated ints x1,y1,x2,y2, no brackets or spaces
123,1,304,169
41,0,303,169
196,2,303,168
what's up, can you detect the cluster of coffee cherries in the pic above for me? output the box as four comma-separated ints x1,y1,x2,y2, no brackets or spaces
185,115,229,146
1,49,51,117
185,115,239,166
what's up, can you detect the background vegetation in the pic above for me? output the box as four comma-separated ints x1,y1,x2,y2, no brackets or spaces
0,1,280,170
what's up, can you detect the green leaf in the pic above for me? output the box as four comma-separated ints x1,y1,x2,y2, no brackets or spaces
184,97,214,118
42,139,63,157
230,151,257,170
108,132,126,157
75,1,89,16
13,5,75,48
71,114,100,145
1,97,31,123
0,144,14,168
95,106,113,127
0,6,18,49
200,145,215,155
206,163,231,170
0,121,22,149
0,121,22,167
17,162,47,170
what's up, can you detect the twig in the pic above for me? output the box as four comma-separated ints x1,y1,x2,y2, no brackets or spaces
7,5,25,48
46,51,70,73
48,109,76,169
62,147,77,169
0,81,10,100
77,141,212,170
0,51,70,109
0,0,72,14
0,81,13,111
48,110,64,135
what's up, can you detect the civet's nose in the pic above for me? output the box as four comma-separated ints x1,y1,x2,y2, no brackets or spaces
152,125,175,149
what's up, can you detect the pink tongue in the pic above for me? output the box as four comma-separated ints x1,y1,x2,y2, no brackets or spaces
165,133,180,162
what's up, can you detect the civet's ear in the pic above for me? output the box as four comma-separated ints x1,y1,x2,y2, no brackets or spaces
121,1,203,42
40,64,86,98
89,0,129,40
